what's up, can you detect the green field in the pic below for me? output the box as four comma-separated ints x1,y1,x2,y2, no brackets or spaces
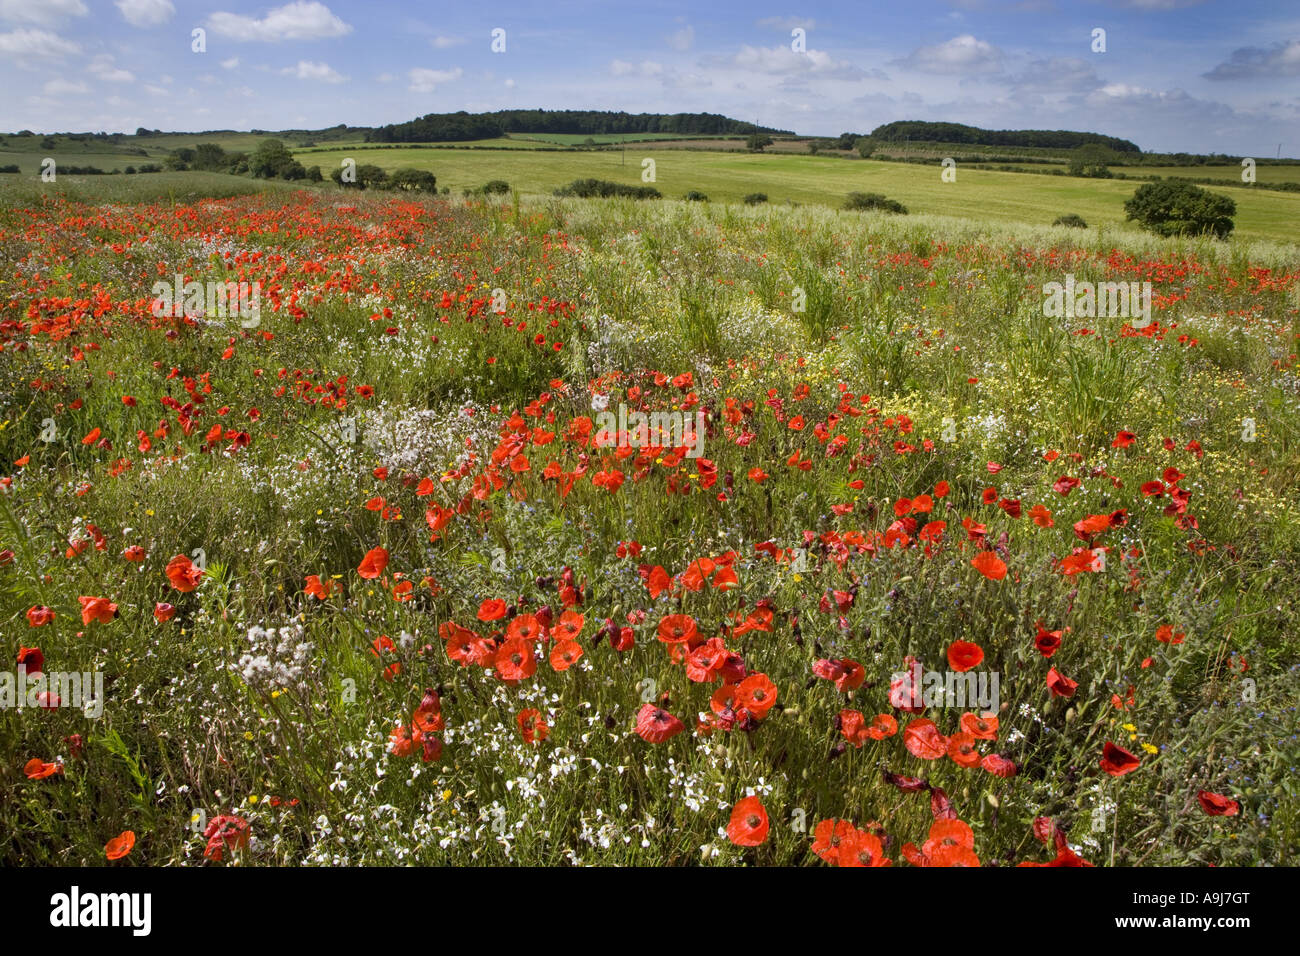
293,145,1300,243
3,131,1297,242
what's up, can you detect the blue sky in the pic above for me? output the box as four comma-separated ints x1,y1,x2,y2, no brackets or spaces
1,0,1297,155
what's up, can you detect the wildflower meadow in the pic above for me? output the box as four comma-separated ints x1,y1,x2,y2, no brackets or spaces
0,3,1297,900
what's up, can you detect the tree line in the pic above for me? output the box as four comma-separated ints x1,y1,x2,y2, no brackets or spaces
862,121,1140,153
366,110,791,143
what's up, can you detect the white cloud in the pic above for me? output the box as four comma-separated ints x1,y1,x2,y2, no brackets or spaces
0,28,80,63
89,54,134,83
504,78,516,89
281,59,345,83
893,35,1003,75
667,25,693,52
731,45,865,80
0,0,86,26
756,16,817,31
115,0,174,28
43,77,88,95
611,59,664,77
1205,40,1300,80
207,1,351,42
221,56,240,69
432,35,464,49
408,67,462,92
1008,57,1101,93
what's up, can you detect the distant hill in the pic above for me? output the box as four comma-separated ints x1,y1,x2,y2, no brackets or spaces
367,110,791,144
869,121,1140,153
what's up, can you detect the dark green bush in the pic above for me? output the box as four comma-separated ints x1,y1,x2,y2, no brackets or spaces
843,191,907,214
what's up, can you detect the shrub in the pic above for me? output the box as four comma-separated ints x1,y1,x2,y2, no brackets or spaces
1124,181,1236,238
843,191,907,214
683,190,708,201
1066,144,1115,178
746,132,773,152
482,180,511,195
389,168,438,192
306,165,323,182
1053,213,1088,228
553,178,661,200
0,164,19,174
330,163,389,189
743,192,768,205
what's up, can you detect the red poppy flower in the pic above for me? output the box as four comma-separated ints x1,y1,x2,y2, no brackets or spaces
947,732,981,768
494,638,536,681
971,551,1007,580
303,575,336,600
357,547,389,579
635,703,684,743
506,613,542,642
1046,667,1078,698
1100,741,1141,777
477,598,507,621
24,757,63,779
516,708,550,744
16,650,44,683
960,712,998,740
79,596,118,625
1155,624,1185,645
904,719,948,760
105,831,136,860
867,713,898,739
553,610,584,641
923,819,974,859
1196,790,1240,816
165,554,204,592
656,614,697,644
202,814,249,861
549,639,584,671
811,818,856,864
838,830,890,867
947,641,984,672
812,657,865,692
1034,622,1062,657
122,545,146,562
412,688,444,735
736,673,777,719
26,606,55,627
980,753,1017,777
726,795,769,847
153,602,176,622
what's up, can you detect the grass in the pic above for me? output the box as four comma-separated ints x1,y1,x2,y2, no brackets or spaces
0,183,1297,867
288,147,1300,242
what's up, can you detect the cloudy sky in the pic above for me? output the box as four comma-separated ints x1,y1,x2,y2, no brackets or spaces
1,0,1297,155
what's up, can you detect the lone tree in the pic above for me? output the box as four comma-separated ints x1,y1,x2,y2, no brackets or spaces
249,139,298,179
1124,181,1236,238
746,132,774,152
